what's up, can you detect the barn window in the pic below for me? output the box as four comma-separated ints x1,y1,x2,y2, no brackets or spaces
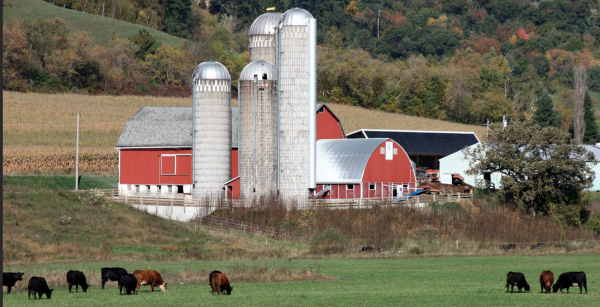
168,185,173,193
135,185,140,193
318,107,324,113
393,148,398,155
146,185,150,192
157,186,161,192
380,147,385,154
177,186,184,194
369,184,375,190
324,184,331,189
347,184,354,190
127,185,131,191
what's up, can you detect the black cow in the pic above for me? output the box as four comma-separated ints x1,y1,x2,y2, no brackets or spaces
553,272,587,294
66,270,89,293
101,267,127,289
502,244,517,251
3,272,24,294
360,246,384,252
506,272,530,293
28,277,53,299
119,274,137,295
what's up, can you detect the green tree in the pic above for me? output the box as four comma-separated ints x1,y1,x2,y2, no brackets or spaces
129,29,162,60
163,0,194,38
465,122,595,216
533,91,558,127
583,91,600,144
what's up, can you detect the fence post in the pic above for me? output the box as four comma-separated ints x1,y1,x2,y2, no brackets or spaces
125,195,128,204
170,199,173,213
448,194,451,202
433,194,436,202
458,193,461,202
183,199,186,213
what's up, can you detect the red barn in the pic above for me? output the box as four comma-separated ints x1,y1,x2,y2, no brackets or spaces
316,104,345,140
315,138,416,199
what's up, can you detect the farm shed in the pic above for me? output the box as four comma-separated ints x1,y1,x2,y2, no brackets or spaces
346,129,479,169
116,106,239,197
314,138,416,199
439,144,600,191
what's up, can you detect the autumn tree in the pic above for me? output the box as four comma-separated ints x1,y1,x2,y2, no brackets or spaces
465,122,595,217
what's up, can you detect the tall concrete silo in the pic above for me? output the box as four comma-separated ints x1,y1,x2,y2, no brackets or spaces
276,8,317,200
239,60,278,198
191,61,231,197
249,12,282,64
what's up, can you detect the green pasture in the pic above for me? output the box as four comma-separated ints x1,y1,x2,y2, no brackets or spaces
3,254,600,306
3,0,185,46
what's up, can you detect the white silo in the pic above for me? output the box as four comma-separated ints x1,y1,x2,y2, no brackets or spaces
191,61,231,197
248,12,282,64
239,60,278,198
276,8,317,200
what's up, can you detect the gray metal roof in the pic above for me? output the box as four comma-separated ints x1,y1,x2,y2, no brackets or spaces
582,145,600,161
281,8,313,26
316,138,389,184
116,107,193,148
239,60,275,81
116,106,239,148
192,61,231,81
249,12,282,36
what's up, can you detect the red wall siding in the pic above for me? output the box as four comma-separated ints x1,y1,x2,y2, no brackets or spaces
120,148,192,185
317,108,345,140
231,148,239,178
362,140,416,186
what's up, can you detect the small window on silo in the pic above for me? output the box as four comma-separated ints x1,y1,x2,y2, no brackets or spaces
347,184,354,190
380,147,385,154
262,73,268,80
369,184,375,190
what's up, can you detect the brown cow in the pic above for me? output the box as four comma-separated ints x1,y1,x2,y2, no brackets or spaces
540,271,554,294
132,270,167,293
209,271,232,295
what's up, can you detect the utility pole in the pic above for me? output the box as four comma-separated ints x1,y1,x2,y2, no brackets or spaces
76,111,80,190
483,118,489,140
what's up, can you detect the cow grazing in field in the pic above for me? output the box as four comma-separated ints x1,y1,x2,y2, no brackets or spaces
66,270,89,293
101,267,128,289
28,277,53,299
208,270,222,286
133,270,167,292
3,272,24,294
209,271,232,295
506,272,530,293
360,246,384,252
119,274,138,295
553,272,587,294
502,244,517,251
539,271,554,294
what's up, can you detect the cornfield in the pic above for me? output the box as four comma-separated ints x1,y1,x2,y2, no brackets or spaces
3,148,117,174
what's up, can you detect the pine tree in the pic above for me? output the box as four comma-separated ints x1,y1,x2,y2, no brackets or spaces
533,91,558,128
583,91,600,144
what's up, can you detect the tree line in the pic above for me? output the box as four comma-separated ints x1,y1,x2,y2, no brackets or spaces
6,0,600,141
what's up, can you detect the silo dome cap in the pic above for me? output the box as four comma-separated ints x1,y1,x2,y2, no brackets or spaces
239,60,275,81
249,12,283,36
192,61,231,81
281,8,313,26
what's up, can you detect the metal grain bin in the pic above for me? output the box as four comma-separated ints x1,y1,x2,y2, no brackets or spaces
249,12,282,64
191,61,231,197
239,60,278,198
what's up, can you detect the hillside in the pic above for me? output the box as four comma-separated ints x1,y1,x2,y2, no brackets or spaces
2,181,307,264
2,0,185,46
2,91,486,174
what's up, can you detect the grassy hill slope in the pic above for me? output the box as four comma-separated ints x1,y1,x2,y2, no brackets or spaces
2,182,307,264
3,0,185,46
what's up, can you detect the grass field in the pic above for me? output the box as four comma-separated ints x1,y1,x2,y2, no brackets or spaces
3,175,118,190
2,0,185,46
3,254,599,306
3,90,486,174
